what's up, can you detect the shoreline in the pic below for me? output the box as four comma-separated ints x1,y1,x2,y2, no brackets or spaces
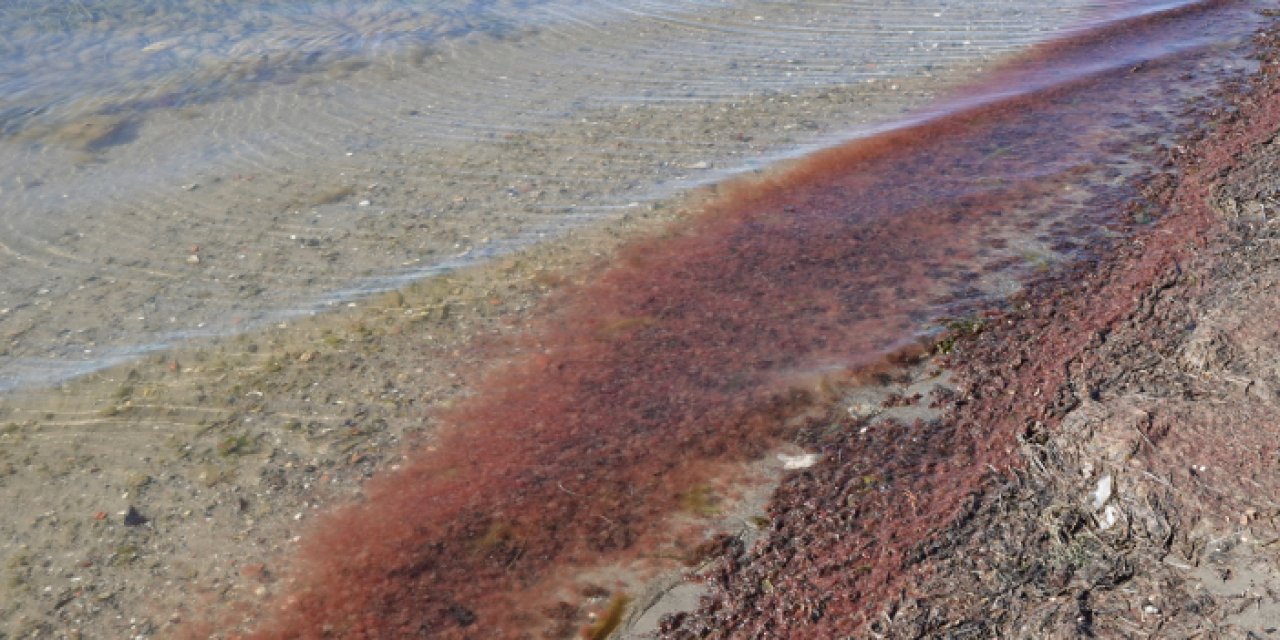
1,4,1275,639
667,12,1280,637
217,2,1272,636
0,205,674,637
0,0,1074,394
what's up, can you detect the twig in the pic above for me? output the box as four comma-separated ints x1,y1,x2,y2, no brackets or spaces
1140,469,1174,489
1132,424,1157,451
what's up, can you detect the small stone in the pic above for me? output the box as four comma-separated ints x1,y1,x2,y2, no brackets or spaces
123,506,147,526
124,472,151,489
847,401,881,420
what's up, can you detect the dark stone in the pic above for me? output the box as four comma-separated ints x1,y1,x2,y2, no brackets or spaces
123,506,148,526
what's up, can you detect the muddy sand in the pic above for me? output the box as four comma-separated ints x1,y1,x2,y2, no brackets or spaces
3,7,1280,640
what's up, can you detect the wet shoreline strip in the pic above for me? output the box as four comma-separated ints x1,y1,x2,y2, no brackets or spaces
224,2,1267,637
668,8,1280,638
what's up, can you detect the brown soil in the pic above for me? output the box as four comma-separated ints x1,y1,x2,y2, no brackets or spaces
663,16,1280,639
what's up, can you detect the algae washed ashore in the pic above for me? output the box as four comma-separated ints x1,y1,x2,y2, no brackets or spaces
0,0,1120,392
0,0,1266,638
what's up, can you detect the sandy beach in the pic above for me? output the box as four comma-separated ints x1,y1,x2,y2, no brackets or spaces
2,1,1278,639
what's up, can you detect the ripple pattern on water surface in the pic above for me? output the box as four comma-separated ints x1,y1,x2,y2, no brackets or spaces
0,0,1136,390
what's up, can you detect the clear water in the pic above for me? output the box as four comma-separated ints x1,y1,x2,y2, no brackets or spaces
0,1,1149,391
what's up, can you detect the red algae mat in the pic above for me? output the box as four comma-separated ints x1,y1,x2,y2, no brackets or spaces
221,1,1268,637
668,21,1280,633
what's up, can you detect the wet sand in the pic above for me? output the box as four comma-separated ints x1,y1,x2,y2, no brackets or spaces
0,1,1273,639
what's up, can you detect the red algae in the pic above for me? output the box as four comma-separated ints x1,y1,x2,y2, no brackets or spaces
227,2,1267,638
666,9,1280,639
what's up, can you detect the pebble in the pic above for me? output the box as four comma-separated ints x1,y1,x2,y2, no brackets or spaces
847,401,881,420
777,452,820,470
1099,504,1121,531
125,472,151,489
123,506,148,526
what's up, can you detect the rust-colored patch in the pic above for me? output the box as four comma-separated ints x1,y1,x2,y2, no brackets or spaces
668,8,1280,638
222,2,1268,638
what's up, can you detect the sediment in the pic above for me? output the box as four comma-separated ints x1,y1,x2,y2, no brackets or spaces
665,14,1280,638
3,5,1276,640
211,4,1275,637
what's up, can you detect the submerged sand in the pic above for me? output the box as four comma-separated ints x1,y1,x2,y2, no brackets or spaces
0,0,1091,392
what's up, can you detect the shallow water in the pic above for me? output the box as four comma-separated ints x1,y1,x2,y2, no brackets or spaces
1,0,1128,391
223,0,1267,636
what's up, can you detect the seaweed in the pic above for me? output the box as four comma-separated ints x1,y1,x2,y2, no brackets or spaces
225,2,1257,636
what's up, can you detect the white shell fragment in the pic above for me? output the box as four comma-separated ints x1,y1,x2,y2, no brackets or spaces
1099,504,1122,531
1091,473,1113,510
777,452,820,470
